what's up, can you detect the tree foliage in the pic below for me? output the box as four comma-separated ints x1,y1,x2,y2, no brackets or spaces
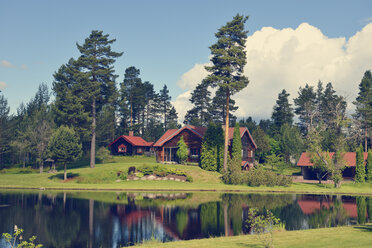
48,126,82,180
204,14,249,172
176,136,188,164
355,144,366,183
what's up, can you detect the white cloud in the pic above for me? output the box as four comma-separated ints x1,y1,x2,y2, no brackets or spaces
0,60,15,68
0,81,7,89
174,22,372,121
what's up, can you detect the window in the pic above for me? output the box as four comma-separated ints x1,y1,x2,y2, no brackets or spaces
118,144,127,153
190,148,200,156
137,148,142,154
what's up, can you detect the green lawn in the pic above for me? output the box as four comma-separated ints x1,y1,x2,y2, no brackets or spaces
1,156,372,195
137,224,372,248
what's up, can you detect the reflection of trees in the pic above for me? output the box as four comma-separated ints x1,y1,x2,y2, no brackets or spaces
175,209,188,235
272,202,305,230
199,202,224,237
357,196,366,224
306,196,349,228
368,197,372,222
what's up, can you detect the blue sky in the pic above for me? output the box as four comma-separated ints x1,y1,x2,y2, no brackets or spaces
1,0,372,118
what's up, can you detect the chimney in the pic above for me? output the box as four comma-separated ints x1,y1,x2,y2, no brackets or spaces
129,131,134,136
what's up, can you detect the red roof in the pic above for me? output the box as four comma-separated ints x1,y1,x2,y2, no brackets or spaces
297,152,368,167
109,135,153,147
153,125,257,148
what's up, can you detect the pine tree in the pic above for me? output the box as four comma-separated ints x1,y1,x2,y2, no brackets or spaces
355,144,366,183
353,70,372,152
184,81,211,126
204,14,249,172
48,126,82,180
294,84,317,135
0,93,10,165
366,149,372,182
210,87,238,125
76,30,123,169
159,85,179,130
271,89,294,131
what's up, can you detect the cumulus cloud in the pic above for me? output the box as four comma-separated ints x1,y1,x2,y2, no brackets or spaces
0,81,7,89
0,60,15,68
174,22,372,121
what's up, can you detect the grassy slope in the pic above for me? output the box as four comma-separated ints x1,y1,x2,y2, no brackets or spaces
1,156,372,195
138,224,372,248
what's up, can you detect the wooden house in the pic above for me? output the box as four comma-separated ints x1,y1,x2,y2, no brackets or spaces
297,152,369,180
109,131,153,156
153,125,257,169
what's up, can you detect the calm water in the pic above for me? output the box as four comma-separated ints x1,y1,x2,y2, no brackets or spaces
0,191,371,248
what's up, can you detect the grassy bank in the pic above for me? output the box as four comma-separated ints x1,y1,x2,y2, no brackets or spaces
137,224,372,248
1,156,372,195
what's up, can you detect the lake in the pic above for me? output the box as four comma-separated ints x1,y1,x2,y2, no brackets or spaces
0,190,371,247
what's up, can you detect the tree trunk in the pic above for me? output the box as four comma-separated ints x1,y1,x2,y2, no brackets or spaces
89,199,94,248
90,98,96,169
64,162,67,181
39,160,43,174
365,128,368,153
130,98,133,128
223,89,230,173
224,203,229,237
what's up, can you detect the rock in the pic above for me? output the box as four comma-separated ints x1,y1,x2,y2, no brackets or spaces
140,177,147,180
133,177,139,181
175,178,180,182
169,177,175,181
147,175,157,180
162,177,168,181
115,179,121,182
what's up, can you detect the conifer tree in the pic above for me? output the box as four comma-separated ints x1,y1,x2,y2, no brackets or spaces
271,89,294,131
76,30,123,169
227,123,243,184
210,87,238,125
0,93,10,165
294,84,317,135
353,70,372,152
204,14,249,172
184,81,211,126
366,149,372,182
355,144,365,183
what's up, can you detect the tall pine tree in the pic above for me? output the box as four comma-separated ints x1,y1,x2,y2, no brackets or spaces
76,30,123,168
204,14,249,172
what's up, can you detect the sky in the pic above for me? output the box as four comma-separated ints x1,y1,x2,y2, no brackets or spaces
1,0,372,121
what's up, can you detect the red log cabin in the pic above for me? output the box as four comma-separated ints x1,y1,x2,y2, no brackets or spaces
109,131,153,156
297,152,369,180
152,125,257,169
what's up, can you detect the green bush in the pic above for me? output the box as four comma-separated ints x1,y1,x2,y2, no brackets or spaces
186,175,193,182
119,173,127,180
136,172,144,178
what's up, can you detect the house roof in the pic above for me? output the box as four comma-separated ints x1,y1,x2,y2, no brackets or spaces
297,152,368,167
153,125,257,148
153,125,206,147
109,135,153,147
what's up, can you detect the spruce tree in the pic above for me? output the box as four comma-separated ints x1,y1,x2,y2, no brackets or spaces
76,30,123,169
294,84,317,135
271,89,294,131
159,85,172,129
0,93,10,165
184,81,211,126
200,123,224,172
353,70,372,152
204,14,249,172
227,123,243,184
355,144,365,183
367,150,372,182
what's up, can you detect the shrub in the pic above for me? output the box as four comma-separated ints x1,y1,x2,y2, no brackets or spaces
186,175,193,182
96,147,112,164
119,173,127,180
136,172,144,178
177,136,188,164
128,166,136,175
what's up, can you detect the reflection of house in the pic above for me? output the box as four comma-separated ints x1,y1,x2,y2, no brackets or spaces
153,125,256,169
297,195,358,218
297,152,369,180
109,131,153,155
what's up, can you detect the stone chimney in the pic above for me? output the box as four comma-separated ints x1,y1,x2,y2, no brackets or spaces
129,131,134,136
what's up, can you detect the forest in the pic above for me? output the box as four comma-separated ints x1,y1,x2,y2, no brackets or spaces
0,25,371,172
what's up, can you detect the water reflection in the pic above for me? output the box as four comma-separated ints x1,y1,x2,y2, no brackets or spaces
0,191,370,247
